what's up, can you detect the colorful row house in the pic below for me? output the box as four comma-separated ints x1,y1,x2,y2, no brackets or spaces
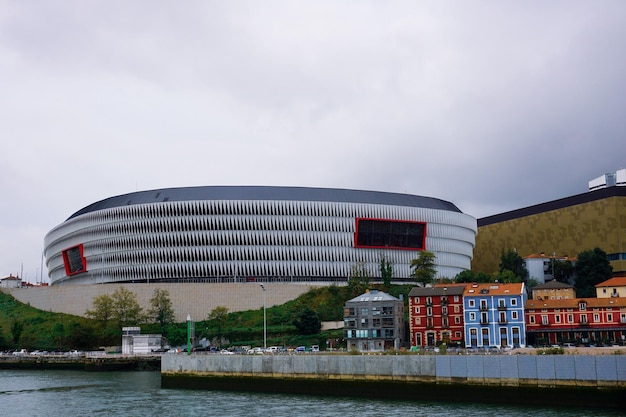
408,285,465,347
463,283,527,348
408,282,527,349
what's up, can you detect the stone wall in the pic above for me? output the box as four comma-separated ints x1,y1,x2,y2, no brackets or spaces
1,283,317,322
162,353,626,388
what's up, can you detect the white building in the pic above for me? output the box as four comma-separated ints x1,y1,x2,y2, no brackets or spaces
523,253,576,284
589,168,626,191
44,186,477,285
121,327,165,354
0,274,22,288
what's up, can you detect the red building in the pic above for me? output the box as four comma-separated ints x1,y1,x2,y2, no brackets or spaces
525,297,626,346
408,284,466,347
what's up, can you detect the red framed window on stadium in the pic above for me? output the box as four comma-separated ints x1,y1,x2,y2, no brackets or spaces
354,218,426,250
62,244,87,276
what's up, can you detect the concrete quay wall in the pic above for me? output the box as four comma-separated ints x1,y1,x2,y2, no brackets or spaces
162,354,626,409
162,354,626,388
1,283,316,322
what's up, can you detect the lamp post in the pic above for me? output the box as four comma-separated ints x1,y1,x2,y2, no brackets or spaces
260,283,267,350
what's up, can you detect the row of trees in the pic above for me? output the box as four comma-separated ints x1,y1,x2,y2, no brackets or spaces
348,247,613,297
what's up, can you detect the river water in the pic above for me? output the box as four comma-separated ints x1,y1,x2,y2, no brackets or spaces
0,370,621,416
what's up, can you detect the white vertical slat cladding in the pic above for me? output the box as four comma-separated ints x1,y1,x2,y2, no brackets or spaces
44,198,477,285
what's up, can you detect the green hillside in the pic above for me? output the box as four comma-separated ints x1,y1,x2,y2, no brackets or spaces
0,284,414,352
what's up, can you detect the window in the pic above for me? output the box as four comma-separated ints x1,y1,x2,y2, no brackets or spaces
372,307,381,315
415,317,421,325
568,314,574,323
382,306,393,315
579,302,586,311
469,312,476,321
529,316,535,324
442,306,448,315
373,318,381,327
361,308,368,315
580,315,588,324
555,315,560,323
427,307,433,317
355,218,426,249
594,314,600,323
498,299,506,308
511,311,518,320
454,296,459,302
511,298,517,306
468,300,475,308
62,244,87,276
426,297,432,305
345,307,356,316
361,318,368,327
607,313,613,322
455,316,461,324
541,315,549,325
454,305,460,313
414,307,420,314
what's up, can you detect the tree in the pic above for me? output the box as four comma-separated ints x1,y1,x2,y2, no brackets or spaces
499,249,528,281
87,288,143,328
147,288,175,329
551,258,575,283
455,270,476,283
410,250,437,286
111,287,143,327
379,256,393,288
11,320,24,345
207,306,229,342
292,308,321,335
347,262,370,297
85,293,115,324
575,247,613,298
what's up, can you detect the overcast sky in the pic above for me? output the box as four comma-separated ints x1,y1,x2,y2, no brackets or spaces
1,1,625,282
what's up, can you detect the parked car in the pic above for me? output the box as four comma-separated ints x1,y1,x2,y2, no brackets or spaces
311,345,319,352
295,346,306,353
265,346,280,354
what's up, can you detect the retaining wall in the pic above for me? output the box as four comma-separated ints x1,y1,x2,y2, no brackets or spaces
1,283,315,322
161,354,626,409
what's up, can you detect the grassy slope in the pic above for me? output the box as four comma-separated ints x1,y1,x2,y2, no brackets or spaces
0,284,415,351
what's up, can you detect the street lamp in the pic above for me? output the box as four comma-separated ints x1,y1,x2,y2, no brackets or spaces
260,283,267,350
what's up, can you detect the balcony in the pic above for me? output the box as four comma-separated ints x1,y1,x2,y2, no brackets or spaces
498,319,508,324
440,299,448,306
480,320,490,325
579,321,589,326
497,305,507,311
480,305,488,311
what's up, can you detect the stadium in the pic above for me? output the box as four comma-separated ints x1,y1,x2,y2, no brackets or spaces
43,186,477,286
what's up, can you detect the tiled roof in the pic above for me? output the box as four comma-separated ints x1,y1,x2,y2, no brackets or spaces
526,297,626,309
409,285,465,297
463,282,524,296
595,277,626,287
347,290,400,303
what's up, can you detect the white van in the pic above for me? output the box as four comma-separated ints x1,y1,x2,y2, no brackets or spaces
311,345,319,352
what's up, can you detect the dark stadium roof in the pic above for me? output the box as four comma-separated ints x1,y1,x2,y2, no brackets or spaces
478,186,626,227
67,186,462,220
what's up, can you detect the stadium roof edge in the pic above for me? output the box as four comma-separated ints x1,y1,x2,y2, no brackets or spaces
67,185,463,220
477,186,626,227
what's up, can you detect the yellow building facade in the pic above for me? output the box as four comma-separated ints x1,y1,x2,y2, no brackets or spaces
473,187,626,277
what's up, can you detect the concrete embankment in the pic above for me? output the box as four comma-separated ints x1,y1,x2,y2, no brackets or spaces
0,354,160,371
161,354,626,409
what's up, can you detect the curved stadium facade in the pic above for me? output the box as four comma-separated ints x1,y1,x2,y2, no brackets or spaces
43,186,477,286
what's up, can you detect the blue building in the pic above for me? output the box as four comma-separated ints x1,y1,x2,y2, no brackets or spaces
463,282,527,348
